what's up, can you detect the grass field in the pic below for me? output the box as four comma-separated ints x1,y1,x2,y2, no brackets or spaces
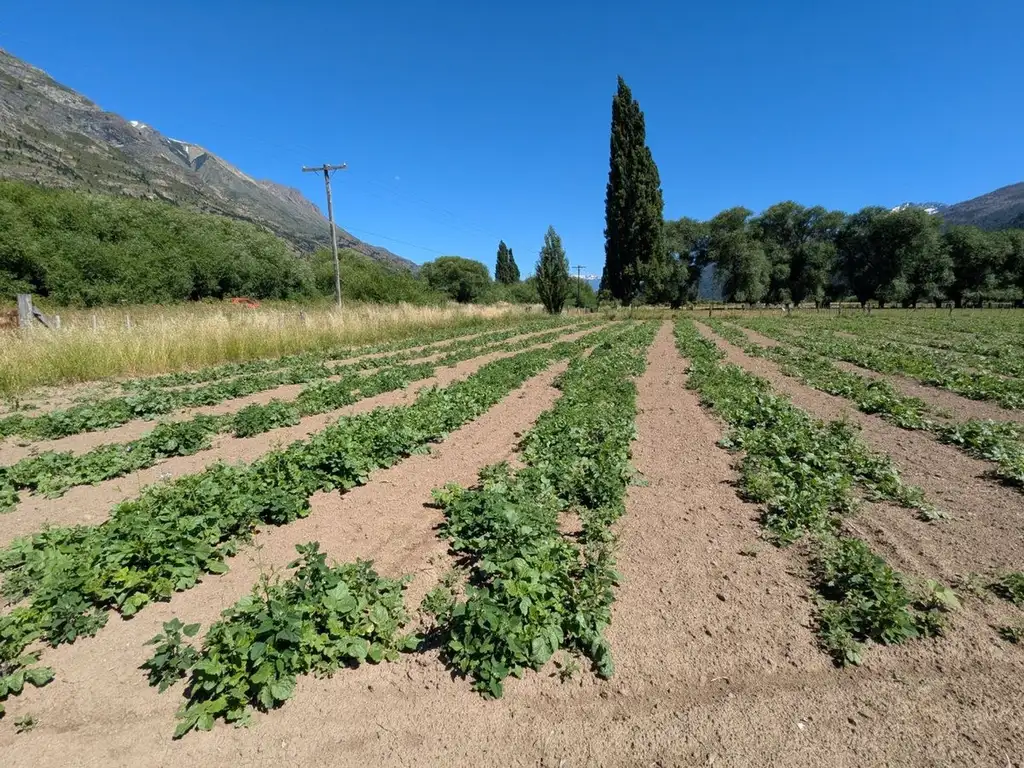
0,301,539,398
0,309,1022,766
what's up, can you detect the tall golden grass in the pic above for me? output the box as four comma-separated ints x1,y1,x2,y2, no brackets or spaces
0,301,532,398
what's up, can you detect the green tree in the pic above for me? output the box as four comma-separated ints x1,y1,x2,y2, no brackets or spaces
836,207,893,307
708,207,770,304
494,240,520,284
568,277,597,309
750,201,802,304
602,76,666,303
535,226,569,314
663,217,708,307
420,256,491,303
0,181,314,306
748,203,845,306
883,209,948,307
994,229,1024,297
944,225,998,308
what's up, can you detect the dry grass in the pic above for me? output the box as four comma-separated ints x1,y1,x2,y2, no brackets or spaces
0,301,533,398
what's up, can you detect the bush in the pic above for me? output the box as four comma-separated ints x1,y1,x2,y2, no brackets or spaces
309,248,442,305
0,181,315,305
420,256,492,303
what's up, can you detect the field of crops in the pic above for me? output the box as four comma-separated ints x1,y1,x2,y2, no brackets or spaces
0,309,1022,766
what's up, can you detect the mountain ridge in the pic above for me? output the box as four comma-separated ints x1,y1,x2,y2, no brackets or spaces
941,182,1024,230
0,48,416,270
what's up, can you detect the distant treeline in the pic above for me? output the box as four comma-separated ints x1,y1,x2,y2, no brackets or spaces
662,203,1024,308
0,181,596,309
599,78,1024,309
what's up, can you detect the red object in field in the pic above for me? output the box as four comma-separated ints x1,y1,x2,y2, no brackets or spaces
230,297,261,309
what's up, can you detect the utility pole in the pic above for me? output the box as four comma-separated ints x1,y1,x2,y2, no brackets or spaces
302,163,347,306
574,265,585,309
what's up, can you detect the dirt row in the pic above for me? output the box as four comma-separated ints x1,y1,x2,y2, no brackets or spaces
0,325,603,546
0,324,583,465
739,323,1024,425
698,321,1024,591
2,323,1021,766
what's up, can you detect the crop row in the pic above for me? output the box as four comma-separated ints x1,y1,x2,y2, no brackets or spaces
0,323,624,718
118,314,582,392
748,317,1024,410
134,321,655,735
0,324,598,511
432,321,657,696
806,319,1024,380
0,316,592,443
675,318,956,664
709,319,1024,489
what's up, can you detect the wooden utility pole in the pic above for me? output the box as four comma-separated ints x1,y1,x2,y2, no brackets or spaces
574,265,585,309
302,163,348,305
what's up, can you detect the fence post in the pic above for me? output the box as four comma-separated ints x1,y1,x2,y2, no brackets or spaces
17,294,32,329
92,315,98,332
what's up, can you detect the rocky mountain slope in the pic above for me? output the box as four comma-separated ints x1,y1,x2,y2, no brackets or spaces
941,182,1024,230
0,48,414,269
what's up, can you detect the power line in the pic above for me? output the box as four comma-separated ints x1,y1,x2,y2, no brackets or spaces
357,174,506,244
341,226,448,256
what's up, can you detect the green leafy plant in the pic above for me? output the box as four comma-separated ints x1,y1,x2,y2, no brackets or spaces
0,321,601,512
170,543,414,737
998,624,1024,644
815,537,948,665
141,618,201,692
988,572,1024,605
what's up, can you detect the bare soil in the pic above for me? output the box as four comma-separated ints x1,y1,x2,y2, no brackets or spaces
737,326,782,348
2,323,1022,767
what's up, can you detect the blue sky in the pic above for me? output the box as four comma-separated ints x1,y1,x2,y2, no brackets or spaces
3,1,1022,276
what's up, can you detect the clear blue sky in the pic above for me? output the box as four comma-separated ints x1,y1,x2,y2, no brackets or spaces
3,1,1022,276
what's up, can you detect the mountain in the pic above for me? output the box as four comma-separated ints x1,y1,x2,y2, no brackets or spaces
0,48,415,270
941,182,1024,231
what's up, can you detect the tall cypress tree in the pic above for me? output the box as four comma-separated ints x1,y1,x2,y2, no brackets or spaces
495,240,510,284
602,76,666,303
495,240,521,284
507,247,520,282
536,226,569,314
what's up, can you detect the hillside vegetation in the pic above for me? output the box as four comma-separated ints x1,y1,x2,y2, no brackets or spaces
0,181,444,306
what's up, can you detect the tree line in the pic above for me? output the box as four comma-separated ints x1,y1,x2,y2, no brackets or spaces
665,203,1024,308
601,79,1024,308
421,229,589,313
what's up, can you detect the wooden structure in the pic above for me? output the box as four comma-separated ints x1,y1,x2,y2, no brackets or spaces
17,294,60,329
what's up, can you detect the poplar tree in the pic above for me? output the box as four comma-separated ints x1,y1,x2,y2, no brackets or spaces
495,240,520,284
536,226,569,314
602,76,666,303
